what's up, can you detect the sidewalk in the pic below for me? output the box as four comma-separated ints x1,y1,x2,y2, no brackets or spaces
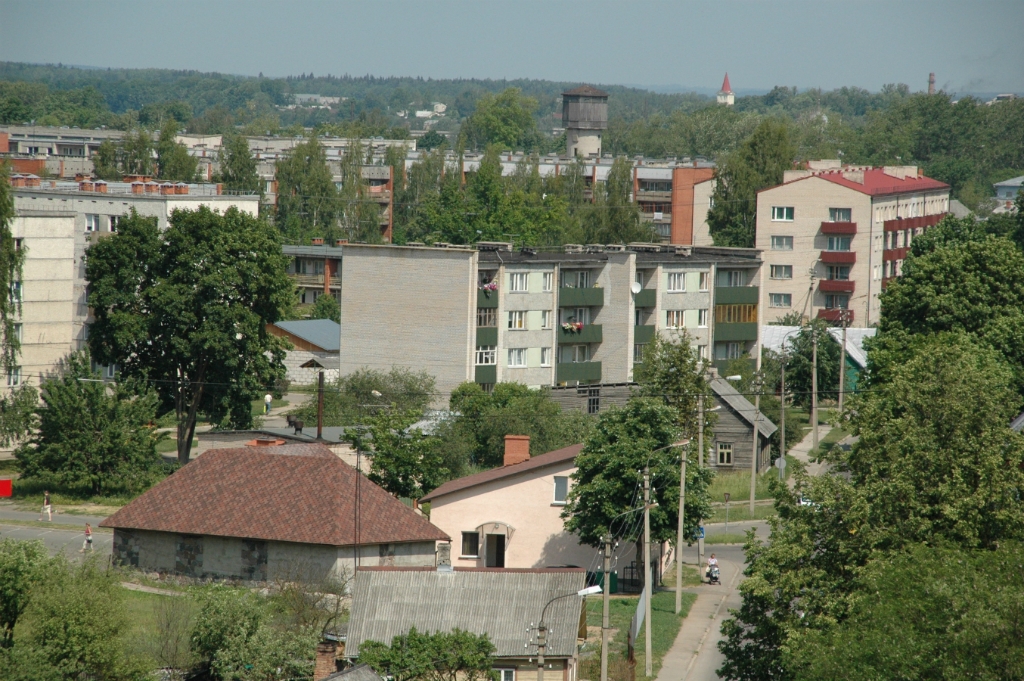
787,424,831,479
0,507,109,527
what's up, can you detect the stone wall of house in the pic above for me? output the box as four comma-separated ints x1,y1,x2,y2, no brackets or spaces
283,350,339,386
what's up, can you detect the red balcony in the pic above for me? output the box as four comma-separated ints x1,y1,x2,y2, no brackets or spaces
818,308,854,323
820,221,857,235
820,250,856,264
819,279,855,293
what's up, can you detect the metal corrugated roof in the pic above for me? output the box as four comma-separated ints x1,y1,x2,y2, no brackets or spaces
709,377,778,438
761,325,876,370
347,568,586,659
274,319,341,352
325,664,383,681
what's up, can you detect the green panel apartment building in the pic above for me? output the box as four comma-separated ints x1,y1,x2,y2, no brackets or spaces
339,242,763,404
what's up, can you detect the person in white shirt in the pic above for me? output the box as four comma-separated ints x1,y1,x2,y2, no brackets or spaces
264,393,273,415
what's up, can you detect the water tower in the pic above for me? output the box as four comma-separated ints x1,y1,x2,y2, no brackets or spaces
562,85,608,158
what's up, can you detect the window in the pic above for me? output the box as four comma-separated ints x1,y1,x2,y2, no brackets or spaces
827,236,852,252
667,272,684,291
633,343,645,362
698,309,708,327
542,272,553,292
109,215,120,232
715,304,758,323
829,207,852,222
586,388,600,415
635,308,645,326
6,367,20,387
826,294,850,309
770,236,794,250
496,670,516,681
507,348,527,367
699,272,709,291
635,270,645,287
9,282,21,303
477,308,497,327
564,307,589,325
697,344,708,359
771,206,794,221
509,272,528,292
104,364,117,379
13,239,22,252
461,532,480,557
770,265,793,279
717,270,746,287
562,270,589,288
552,476,570,505
540,347,552,367
566,344,589,363
717,442,733,465
475,346,496,365
479,383,495,394
827,265,851,280
666,310,683,329
715,342,743,360
769,293,793,308
541,310,552,329
478,270,497,287
85,214,100,232
508,310,526,330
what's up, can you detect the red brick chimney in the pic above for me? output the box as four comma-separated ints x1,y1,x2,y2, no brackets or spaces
503,435,530,466
313,642,337,681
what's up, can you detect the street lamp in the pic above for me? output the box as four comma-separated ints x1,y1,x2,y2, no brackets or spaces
536,586,602,681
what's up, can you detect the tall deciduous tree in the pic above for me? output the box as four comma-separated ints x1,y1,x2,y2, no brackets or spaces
120,128,153,176
460,87,541,151
218,133,261,194
0,163,25,375
155,124,197,182
707,119,795,247
359,627,497,681
86,207,292,464
92,139,122,180
778,319,841,407
0,539,50,649
275,136,341,242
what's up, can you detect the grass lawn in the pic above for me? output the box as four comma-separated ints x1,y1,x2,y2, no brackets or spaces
660,562,703,589
707,501,776,524
251,397,289,416
812,425,851,459
583,589,696,680
120,585,194,670
156,438,197,454
704,533,749,545
707,455,797,504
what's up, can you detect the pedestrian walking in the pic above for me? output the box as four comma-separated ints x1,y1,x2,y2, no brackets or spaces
39,490,52,521
264,393,273,415
81,523,93,552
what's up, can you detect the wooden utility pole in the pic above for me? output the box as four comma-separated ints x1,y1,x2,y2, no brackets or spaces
750,373,761,516
812,329,819,452
780,358,786,461
838,313,848,412
316,370,325,440
643,468,653,678
697,396,705,468
601,535,611,681
675,444,687,614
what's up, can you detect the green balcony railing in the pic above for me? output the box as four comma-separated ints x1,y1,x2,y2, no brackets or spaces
634,324,655,344
715,286,759,305
558,324,603,344
556,361,602,384
477,289,498,308
714,322,758,342
474,365,496,384
634,288,656,308
559,286,604,307
476,327,498,346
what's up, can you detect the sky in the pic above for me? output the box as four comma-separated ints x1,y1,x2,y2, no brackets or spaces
2,0,1022,94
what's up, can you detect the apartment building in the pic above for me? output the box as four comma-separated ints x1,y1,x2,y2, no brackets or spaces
339,242,762,405
284,242,343,305
756,162,950,325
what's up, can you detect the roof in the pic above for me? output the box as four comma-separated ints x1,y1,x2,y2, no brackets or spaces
994,175,1024,188
273,319,340,352
1011,412,1024,433
720,73,732,93
346,568,587,659
101,444,448,547
761,325,876,370
325,665,383,681
420,444,583,502
563,85,609,97
709,377,778,439
810,168,949,197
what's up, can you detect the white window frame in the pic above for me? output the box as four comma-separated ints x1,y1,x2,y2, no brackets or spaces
698,309,708,327
508,310,526,330
770,235,794,250
6,366,20,387
509,272,528,293
666,310,683,329
85,214,100,232
769,293,792,308
827,265,851,281
633,343,645,363
667,272,685,292
12,323,21,343
770,265,793,279
542,272,553,292
507,348,527,368
717,442,733,466
771,206,794,222
496,669,516,681
475,346,496,365
829,207,852,222
563,270,589,288
827,236,852,252
697,344,708,359
540,347,552,367
553,476,569,505
699,272,709,291
540,310,552,329
635,270,645,287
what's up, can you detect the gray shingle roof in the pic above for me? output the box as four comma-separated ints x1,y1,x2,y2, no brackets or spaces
709,377,778,439
325,664,383,681
274,319,341,352
347,567,586,659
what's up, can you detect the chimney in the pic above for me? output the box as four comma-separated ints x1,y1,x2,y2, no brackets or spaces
95,180,107,193
928,72,936,95
313,642,338,681
437,541,453,572
312,237,325,246
503,435,531,466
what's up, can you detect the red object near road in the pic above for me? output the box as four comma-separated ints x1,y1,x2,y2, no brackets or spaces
0,479,11,497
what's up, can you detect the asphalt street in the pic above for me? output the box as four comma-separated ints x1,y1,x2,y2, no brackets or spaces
0,507,112,559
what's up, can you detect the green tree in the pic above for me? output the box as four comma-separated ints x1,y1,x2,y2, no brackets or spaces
293,367,436,426
218,133,261,194
275,136,341,243
789,542,1024,681
779,319,841,407
155,123,197,182
0,163,26,375
85,208,292,464
562,398,713,555
0,540,50,649
460,88,541,151
359,627,497,681
418,130,446,151
0,383,38,448
707,119,795,247
590,157,652,244
309,292,340,323
15,351,164,496
120,128,153,176
92,139,122,180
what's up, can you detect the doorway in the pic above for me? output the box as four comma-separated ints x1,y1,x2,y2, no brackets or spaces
485,534,506,568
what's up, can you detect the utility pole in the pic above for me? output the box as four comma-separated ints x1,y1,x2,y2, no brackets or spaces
316,370,325,440
750,372,761,516
675,444,687,614
811,328,819,452
643,467,653,678
697,394,705,469
536,623,546,681
780,357,786,462
838,312,848,412
601,535,611,681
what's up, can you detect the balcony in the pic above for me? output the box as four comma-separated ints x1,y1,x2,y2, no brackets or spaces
820,221,857,235
634,324,655,344
476,327,498,346
292,273,335,288
820,251,857,264
637,190,672,201
715,286,759,305
714,322,758,342
634,288,656,308
477,289,498,308
558,324,603,344
819,279,855,293
557,361,602,384
475,365,497,385
559,286,604,307
818,309,853,323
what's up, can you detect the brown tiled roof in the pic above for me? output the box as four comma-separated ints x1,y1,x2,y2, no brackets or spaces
100,444,449,546
563,85,609,97
420,443,582,502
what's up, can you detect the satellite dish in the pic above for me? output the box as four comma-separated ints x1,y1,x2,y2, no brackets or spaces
630,282,642,295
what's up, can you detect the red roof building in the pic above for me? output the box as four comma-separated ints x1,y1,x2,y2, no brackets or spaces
717,73,735,105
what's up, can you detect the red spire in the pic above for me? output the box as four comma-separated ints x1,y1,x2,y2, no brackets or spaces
720,73,732,93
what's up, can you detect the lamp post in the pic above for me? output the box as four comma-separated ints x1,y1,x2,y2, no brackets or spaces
536,586,602,681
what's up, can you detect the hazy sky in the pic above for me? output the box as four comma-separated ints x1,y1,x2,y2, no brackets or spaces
2,0,1021,94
